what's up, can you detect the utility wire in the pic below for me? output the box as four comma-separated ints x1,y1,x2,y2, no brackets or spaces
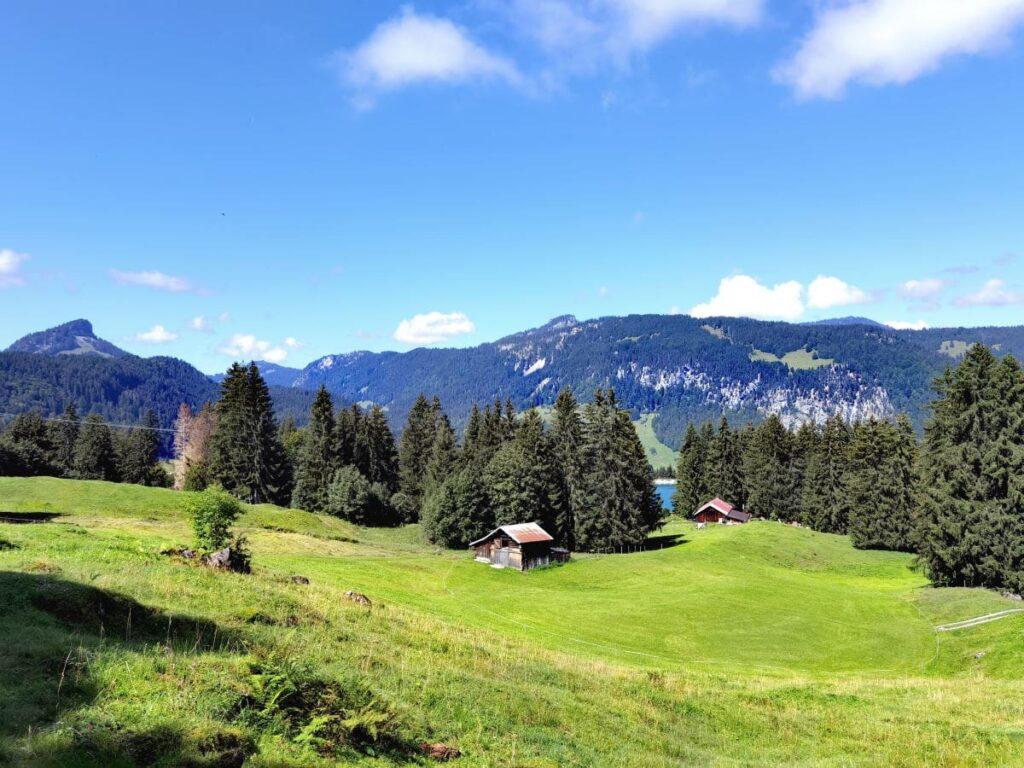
0,411,178,434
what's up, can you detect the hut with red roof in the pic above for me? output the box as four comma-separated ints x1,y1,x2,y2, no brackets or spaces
470,522,569,571
694,498,751,525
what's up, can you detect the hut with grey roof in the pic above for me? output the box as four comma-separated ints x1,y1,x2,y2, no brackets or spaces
470,523,569,571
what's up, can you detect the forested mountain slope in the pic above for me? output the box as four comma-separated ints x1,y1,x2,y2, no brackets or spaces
296,314,1024,446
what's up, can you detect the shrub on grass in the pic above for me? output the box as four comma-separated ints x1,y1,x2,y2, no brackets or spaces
185,487,242,554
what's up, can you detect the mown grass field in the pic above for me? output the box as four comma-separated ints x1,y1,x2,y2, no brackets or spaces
2,477,1024,766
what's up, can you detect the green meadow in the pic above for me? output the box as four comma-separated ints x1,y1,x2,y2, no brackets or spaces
2,477,1023,766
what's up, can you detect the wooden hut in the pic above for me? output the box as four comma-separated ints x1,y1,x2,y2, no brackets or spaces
470,523,569,571
694,498,751,525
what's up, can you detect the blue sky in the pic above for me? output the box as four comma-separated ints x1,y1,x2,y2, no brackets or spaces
2,0,1023,373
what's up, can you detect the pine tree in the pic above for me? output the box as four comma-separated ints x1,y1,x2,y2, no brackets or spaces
706,417,745,507
483,410,564,536
173,402,217,490
50,404,79,476
73,414,119,481
742,415,793,520
916,345,1024,590
551,387,584,549
800,416,850,532
2,411,55,476
209,363,291,505
358,405,400,492
847,417,917,551
119,410,162,485
672,423,707,515
291,386,337,512
421,466,494,548
398,394,436,521
425,411,459,493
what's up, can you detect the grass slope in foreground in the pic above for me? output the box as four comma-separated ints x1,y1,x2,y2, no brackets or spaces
1,477,1023,767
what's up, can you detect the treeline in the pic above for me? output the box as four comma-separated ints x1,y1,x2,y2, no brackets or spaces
673,413,917,552
674,344,1024,593
0,406,168,485
289,386,664,553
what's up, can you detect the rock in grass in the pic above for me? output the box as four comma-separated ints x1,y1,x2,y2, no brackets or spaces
421,742,461,761
345,590,372,606
975,652,987,659
289,575,310,585
1001,591,1023,601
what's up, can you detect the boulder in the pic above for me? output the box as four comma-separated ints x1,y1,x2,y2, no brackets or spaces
345,590,372,607
203,548,232,569
290,575,310,585
421,742,461,761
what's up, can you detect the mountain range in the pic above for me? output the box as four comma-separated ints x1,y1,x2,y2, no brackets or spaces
4,316,1024,455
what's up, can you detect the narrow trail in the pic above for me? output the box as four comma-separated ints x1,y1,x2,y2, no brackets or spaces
934,609,1024,632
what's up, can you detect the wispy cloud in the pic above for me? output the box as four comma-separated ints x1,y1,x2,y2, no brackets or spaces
0,248,30,288
775,0,1024,99
130,324,178,344
690,275,805,321
393,311,476,345
284,337,305,349
899,278,947,300
218,333,291,364
954,278,1023,307
335,6,521,106
189,316,212,333
111,269,192,293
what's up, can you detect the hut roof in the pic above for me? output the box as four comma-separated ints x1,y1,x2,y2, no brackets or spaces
469,523,554,547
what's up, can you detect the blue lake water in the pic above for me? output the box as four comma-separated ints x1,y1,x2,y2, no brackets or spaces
655,483,675,510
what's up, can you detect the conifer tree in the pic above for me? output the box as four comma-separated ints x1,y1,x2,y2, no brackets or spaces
209,363,290,505
847,417,917,551
706,416,745,507
73,414,119,481
421,465,494,548
425,411,459,492
119,410,162,485
291,386,337,512
50,404,79,476
358,405,400,493
398,394,436,521
484,409,564,536
916,345,1024,590
672,423,707,515
800,416,850,532
551,387,584,549
3,411,55,476
742,415,793,519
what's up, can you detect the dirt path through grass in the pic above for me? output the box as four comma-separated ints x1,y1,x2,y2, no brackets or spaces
934,609,1024,632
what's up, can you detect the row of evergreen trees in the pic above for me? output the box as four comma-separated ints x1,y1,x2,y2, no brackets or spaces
406,389,663,553
0,406,167,485
673,412,917,551
673,344,1024,593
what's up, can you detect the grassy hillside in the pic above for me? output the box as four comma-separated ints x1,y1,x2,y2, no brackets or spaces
2,477,1023,766
632,414,678,471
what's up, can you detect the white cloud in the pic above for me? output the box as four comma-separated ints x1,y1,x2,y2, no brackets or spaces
0,248,29,288
111,269,192,293
899,278,946,300
219,333,290,364
807,275,871,309
885,319,930,330
604,0,763,53
597,286,610,297
954,278,1024,307
338,6,520,102
776,0,1024,99
131,324,178,344
284,337,305,349
690,275,805,321
393,311,476,345
189,316,212,333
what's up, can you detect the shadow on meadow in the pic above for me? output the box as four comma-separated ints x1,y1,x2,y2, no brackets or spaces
0,570,251,767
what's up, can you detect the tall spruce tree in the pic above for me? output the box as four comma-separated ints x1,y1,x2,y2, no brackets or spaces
421,466,494,548
73,414,119,481
847,417,917,551
800,416,850,532
672,423,707,515
358,405,400,493
209,363,291,505
50,404,80,477
291,386,337,512
3,411,55,476
742,415,794,520
551,387,584,549
706,416,745,507
398,394,437,521
916,345,1024,590
119,410,162,485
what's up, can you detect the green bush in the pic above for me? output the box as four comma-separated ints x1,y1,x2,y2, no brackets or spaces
182,461,212,492
326,467,396,526
185,487,242,554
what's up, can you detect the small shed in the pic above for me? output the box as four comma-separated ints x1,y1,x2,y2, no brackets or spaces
694,498,751,525
470,523,569,571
